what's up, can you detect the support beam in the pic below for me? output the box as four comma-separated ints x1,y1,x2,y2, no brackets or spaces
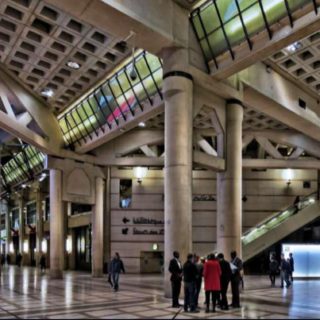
289,147,304,160
245,129,320,159
140,145,158,157
193,150,225,171
243,158,320,169
197,138,217,156
255,137,283,159
0,66,63,153
242,135,254,149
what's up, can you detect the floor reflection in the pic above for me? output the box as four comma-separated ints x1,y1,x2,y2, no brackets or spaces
0,266,319,319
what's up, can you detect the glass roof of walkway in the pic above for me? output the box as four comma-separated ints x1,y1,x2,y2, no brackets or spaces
190,0,315,68
58,51,163,147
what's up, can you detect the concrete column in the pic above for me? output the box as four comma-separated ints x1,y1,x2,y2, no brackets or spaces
49,169,64,279
18,196,25,263
4,201,11,256
92,176,104,277
35,188,43,267
217,100,243,258
163,48,193,297
104,167,111,268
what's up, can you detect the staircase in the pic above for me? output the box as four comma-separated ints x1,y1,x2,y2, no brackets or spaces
242,192,320,262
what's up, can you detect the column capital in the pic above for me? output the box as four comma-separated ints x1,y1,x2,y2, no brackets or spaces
226,99,243,106
163,71,193,81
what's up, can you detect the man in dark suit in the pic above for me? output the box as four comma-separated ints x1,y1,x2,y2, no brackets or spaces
230,251,243,308
217,253,232,310
169,251,182,308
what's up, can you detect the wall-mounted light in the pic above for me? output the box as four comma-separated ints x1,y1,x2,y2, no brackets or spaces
133,167,148,184
282,169,294,186
23,240,28,253
66,236,72,254
152,243,158,251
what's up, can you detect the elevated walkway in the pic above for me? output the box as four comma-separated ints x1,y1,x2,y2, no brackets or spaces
242,192,320,262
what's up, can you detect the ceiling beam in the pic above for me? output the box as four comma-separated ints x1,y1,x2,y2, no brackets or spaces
243,158,320,169
193,150,225,171
0,66,63,154
245,129,320,159
255,137,283,159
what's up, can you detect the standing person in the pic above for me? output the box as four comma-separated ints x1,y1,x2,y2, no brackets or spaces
169,251,183,308
194,256,204,309
288,253,294,282
109,252,125,292
16,252,22,267
230,251,243,308
269,254,279,287
203,253,221,313
280,253,291,288
39,253,46,273
182,254,199,313
217,253,232,310
294,196,301,213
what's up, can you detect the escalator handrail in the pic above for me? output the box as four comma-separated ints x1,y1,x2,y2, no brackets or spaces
242,191,318,243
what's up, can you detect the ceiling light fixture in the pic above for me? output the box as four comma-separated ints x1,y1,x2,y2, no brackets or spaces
286,41,302,53
41,88,54,98
138,122,146,128
66,61,81,70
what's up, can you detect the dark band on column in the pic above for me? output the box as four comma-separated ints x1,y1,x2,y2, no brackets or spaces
226,99,243,106
163,71,193,81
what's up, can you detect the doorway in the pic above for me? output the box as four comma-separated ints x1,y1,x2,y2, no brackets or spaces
140,251,164,273
75,226,91,271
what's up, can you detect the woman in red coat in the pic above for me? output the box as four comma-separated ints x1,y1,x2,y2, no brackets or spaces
203,253,221,313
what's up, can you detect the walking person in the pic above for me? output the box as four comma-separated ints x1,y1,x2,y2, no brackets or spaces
109,252,125,292
217,253,232,310
39,253,46,273
182,254,199,313
230,251,243,308
280,253,291,288
288,253,294,282
203,253,221,313
269,254,279,287
169,251,183,308
194,256,204,309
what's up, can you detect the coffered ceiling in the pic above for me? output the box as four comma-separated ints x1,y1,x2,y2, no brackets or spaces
267,31,320,99
0,0,132,112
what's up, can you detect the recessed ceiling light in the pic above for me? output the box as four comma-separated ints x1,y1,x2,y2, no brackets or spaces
41,88,54,98
66,61,81,70
286,41,302,53
138,122,146,128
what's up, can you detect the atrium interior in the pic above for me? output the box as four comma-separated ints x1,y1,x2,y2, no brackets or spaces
0,0,320,318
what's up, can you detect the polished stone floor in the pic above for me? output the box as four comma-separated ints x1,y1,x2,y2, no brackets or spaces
0,266,319,319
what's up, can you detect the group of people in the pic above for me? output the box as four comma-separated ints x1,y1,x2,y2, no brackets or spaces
169,250,243,313
269,252,294,288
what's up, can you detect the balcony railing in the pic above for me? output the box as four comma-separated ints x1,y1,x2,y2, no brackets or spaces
242,192,318,246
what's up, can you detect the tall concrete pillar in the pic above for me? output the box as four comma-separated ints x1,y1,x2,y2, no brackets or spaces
104,167,111,268
49,169,64,279
35,188,43,267
163,48,193,298
18,196,25,263
217,100,243,258
5,201,11,257
92,176,104,277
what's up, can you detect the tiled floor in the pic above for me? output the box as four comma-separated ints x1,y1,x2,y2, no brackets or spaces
0,266,319,319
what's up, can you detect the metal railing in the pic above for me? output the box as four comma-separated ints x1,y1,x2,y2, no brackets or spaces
190,0,315,69
242,192,318,246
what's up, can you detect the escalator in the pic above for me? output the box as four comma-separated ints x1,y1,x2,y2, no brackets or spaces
242,192,320,262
